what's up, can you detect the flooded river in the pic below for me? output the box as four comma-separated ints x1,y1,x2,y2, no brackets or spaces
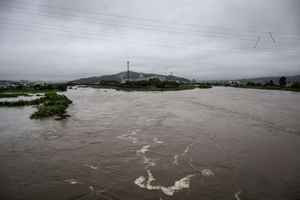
0,87,300,200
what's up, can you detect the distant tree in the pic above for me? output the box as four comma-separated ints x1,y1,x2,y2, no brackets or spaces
149,78,163,88
279,76,287,87
246,81,255,87
265,80,274,87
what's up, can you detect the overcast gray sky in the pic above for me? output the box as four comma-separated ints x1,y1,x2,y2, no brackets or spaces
0,0,300,81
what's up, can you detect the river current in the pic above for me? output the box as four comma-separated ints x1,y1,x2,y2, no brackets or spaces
0,87,300,200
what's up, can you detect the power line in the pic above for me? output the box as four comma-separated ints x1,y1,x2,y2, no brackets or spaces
268,32,276,43
254,36,261,48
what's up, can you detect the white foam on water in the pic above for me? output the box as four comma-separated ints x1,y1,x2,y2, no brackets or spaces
117,134,128,140
137,145,151,154
182,145,191,156
84,164,98,170
145,170,161,190
64,179,80,185
173,155,179,165
160,187,174,196
146,119,156,122
234,191,242,200
128,136,138,144
134,176,146,188
134,170,160,191
153,137,164,144
131,130,137,135
89,186,95,192
136,145,156,167
201,169,214,177
161,175,194,196
117,130,139,144
143,156,156,167
134,129,141,133
134,170,194,196
134,141,194,196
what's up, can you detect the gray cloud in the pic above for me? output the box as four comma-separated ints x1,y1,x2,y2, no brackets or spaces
0,0,299,81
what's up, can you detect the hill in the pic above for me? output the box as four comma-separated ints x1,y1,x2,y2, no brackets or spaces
70,71,191,84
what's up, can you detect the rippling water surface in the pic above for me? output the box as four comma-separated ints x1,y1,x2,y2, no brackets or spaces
0,87,300,200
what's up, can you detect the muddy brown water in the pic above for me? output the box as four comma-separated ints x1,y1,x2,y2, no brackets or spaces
0,87,300,200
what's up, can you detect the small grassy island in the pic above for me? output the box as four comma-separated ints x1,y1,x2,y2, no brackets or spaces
30,92,72,120
0,83,72,120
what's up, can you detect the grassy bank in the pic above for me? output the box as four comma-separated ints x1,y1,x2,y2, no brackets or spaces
0,92,72,120
236,86,300,92
197,84,212,89
77,79,212,91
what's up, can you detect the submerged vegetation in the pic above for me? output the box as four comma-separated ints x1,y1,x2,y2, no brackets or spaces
0,92,72,120
0,92,32,98
0,98,43,107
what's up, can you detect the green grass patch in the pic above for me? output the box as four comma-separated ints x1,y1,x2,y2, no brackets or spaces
0,98,43,107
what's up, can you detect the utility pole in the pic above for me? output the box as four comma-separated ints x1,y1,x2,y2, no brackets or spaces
127,60,130,81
